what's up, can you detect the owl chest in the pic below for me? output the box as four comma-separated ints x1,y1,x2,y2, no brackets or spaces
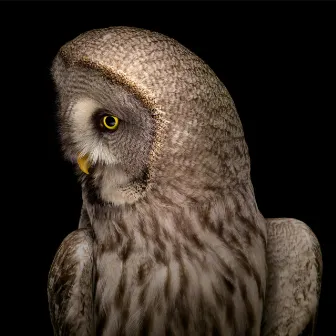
93,239,264,336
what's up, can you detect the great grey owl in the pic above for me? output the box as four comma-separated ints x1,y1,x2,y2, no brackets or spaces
48,26,322,336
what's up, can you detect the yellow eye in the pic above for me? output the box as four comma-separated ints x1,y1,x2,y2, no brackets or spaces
102,115,119,130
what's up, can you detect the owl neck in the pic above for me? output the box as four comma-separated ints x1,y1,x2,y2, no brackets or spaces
84,180,266,254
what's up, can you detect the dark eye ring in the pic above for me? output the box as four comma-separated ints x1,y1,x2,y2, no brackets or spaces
101,115,119,131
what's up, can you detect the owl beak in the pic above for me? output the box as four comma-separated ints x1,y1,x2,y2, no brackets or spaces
77,154,90,175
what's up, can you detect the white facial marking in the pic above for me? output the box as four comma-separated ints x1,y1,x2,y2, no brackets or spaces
99,166,142,206
72,98,101,132
70,98,119,166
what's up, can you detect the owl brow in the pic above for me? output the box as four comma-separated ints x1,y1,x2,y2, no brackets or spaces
93,108,118,118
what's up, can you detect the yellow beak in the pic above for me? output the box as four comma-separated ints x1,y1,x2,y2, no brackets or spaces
77,154,90,174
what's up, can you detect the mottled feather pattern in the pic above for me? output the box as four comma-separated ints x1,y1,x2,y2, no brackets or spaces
87,184,267,336
262,219,322,336
48,26,322,336
48,229,94,335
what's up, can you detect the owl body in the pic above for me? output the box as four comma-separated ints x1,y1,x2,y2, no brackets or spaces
86,185,266,335
48,26,321,336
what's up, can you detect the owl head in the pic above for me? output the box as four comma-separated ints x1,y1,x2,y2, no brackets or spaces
52,27,251,206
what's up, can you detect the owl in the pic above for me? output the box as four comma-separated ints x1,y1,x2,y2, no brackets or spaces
48,27,322,336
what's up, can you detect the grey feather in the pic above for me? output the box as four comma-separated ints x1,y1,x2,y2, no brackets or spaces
48,229,94,335
263,219,322,336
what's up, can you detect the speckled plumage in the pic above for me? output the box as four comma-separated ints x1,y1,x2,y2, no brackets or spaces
48,27,322,336
262,219,322,336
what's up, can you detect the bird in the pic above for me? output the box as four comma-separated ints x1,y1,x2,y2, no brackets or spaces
47,26,322,336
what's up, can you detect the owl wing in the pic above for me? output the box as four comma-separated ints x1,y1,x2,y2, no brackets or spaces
261,218,322,336
48,228,94,336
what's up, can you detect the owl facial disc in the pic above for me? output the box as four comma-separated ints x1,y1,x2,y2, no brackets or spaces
77,154,90,174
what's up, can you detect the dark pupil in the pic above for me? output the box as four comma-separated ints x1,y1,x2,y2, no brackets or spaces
105,116,116,127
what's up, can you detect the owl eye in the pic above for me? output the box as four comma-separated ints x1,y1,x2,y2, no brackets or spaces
101,115,119,131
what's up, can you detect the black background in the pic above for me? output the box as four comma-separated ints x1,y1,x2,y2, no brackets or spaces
3,2,334,335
